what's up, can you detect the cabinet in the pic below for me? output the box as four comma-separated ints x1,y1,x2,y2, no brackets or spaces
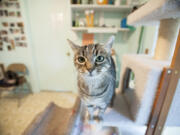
70,3,137,34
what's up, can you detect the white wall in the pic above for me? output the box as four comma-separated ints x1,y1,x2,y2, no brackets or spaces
141,25,159,56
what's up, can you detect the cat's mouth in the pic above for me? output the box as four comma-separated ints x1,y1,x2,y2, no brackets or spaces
79,69,102,77
87,71,101,77
88,72,93,77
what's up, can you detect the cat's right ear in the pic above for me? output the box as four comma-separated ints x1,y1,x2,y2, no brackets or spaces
67,39,80,52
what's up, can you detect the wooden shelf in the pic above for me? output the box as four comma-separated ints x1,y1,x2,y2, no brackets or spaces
127,0,180,25
71,27,129,33
71,4,132,12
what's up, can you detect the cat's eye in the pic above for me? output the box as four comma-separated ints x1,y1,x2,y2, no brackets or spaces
96,56,104,63
77,56,85,63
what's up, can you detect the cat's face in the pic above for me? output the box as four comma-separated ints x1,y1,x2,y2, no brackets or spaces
73,44,111,77
68,36,115,77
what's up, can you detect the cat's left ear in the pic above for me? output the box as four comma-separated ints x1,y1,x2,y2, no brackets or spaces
104,36,115,54
67,39,80,52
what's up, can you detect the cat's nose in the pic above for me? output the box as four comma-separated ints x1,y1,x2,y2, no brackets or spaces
87,68,94,74
86,63,94,74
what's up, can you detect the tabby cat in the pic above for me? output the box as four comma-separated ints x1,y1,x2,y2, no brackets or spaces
67,36,116,121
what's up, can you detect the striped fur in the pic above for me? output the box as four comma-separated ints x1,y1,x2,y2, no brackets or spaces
68,36,116,121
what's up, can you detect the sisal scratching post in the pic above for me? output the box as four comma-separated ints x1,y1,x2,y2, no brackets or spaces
154,19,180,61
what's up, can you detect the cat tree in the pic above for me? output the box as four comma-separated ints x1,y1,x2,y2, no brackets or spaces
96,0,180,134
118,0,180,126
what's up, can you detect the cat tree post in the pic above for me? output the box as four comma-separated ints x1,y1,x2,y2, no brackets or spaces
154,19,179,61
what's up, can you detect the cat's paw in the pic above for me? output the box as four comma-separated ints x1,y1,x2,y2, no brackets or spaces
93,116,103,123
87,114,93,121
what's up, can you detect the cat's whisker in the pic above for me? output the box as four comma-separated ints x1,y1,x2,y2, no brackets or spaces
104,72,116,81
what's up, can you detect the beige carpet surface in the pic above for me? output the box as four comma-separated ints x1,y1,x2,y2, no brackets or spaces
0,91,77,135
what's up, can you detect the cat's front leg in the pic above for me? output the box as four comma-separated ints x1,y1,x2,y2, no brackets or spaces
94,106,107,122
79,102,87,122
87,105,95,122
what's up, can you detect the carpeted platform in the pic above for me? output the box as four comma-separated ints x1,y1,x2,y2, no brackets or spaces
119,54,170,124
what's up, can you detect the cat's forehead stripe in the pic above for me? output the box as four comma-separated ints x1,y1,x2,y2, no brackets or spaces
95,50,99,56
77,44,106,57
82,50,84,56
92,44,96,55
